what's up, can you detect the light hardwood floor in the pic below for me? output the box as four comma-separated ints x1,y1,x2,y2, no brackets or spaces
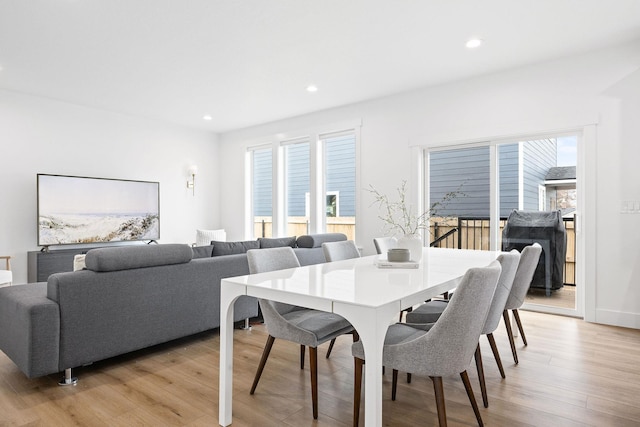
1,311,639,426
526,285,576,310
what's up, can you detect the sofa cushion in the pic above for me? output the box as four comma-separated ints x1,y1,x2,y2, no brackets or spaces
192,245,214,258
211,240,260,256
85,244,193,272
258,236,296,249
296,233,347,248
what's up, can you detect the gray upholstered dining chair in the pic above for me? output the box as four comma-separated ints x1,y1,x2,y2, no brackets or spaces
322,239,360,262
246,247,355,420
401,251,521,408
503,243,542,364
373,236,397,255
351,260,502,427
320,240,361,358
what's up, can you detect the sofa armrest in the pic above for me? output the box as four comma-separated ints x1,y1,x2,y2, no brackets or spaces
0,283,60,378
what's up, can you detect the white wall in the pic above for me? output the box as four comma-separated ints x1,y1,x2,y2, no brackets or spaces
0,90,220,284
219,39,640,329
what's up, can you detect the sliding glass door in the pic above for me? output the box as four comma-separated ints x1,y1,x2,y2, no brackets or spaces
427,135,579,316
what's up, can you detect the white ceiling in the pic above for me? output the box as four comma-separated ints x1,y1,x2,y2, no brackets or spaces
1,0,640,133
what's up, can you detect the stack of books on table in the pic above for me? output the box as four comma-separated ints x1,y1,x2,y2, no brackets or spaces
374,258,420,269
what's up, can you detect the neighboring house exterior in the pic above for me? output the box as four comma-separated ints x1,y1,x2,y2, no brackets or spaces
253,134,356,218
429,139,558,218
252,148,273,217
255,137,566,225
545,166,577,215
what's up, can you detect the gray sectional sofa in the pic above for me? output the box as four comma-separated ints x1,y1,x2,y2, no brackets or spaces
0,233,346,381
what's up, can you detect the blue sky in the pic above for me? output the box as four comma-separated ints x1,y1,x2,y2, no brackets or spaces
557,136,577,166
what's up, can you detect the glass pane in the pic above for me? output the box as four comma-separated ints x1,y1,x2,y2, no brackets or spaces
252,147,272,238
284,141,310,236
501,137,577,310
324,134,356,240
429,146,491,249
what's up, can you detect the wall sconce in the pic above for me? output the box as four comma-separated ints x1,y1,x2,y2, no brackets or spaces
187,165,198,196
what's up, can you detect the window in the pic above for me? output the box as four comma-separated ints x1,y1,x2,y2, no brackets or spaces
283,139,311,236
246,123,359,240
250,146,273,237
322,132,356,240
426,134,579,314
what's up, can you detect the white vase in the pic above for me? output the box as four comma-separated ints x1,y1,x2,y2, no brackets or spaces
397,234,423,262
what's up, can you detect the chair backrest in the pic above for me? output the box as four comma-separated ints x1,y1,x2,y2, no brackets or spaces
246,247,300,274
373,237,397,255
504,243,543,310
481,250,520,334
395,261,501,377
246,247,301,316
322,240,360,262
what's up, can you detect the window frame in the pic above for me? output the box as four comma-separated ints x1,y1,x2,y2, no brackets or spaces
245,120,361,240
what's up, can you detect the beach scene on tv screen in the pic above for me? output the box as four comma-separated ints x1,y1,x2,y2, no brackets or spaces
38,175,159,245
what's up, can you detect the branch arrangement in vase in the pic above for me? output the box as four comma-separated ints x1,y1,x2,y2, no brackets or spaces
367,180,464,237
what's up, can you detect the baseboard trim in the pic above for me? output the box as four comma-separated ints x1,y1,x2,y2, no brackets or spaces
595,309,640,329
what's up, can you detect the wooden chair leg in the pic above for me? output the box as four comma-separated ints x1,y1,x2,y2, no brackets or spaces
407,372,412,383
503,310,519,364
327,330,358,359
474,344,488,408
326,338,336,359
251,335,275,394
486,333,505,378
354,357,364,427
392,369,398,401
430,376,447,427
460,370,484,427
513,309,528,346
310,347,318,419
300,344,305,369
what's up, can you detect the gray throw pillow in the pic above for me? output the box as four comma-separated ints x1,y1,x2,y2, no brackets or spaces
211,240,260,256
258,236,296,249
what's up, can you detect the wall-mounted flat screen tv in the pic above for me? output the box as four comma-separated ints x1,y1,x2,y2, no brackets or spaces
37,174,160,246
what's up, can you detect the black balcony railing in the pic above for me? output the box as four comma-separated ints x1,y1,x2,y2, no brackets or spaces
430,216,576,285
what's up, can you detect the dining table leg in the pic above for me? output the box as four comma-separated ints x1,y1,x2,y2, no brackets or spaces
334,301,398,427
219,282,243,426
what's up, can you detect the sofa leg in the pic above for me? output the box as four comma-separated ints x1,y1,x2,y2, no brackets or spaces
242,318,252,330
59,368,77,386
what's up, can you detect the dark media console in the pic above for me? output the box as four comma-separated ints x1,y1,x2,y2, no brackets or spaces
27,247,95,282
28,242,160,282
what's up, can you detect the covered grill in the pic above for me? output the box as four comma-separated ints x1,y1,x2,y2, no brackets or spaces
502,210,566,295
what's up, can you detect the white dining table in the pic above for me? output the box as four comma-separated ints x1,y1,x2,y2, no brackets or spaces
218,247,502,427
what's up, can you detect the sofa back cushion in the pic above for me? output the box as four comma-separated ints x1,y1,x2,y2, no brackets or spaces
296,233,347,248
211,240,260,256
85,244,193,272
258,236,296,248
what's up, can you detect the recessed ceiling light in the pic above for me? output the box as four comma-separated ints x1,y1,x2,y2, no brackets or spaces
466,38,483,49
306,85,318,93
202,114,212,121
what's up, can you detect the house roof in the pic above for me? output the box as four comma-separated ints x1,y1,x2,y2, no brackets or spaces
546,166,576,181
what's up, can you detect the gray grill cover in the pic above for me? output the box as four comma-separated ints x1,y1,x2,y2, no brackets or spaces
502,210,566,292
